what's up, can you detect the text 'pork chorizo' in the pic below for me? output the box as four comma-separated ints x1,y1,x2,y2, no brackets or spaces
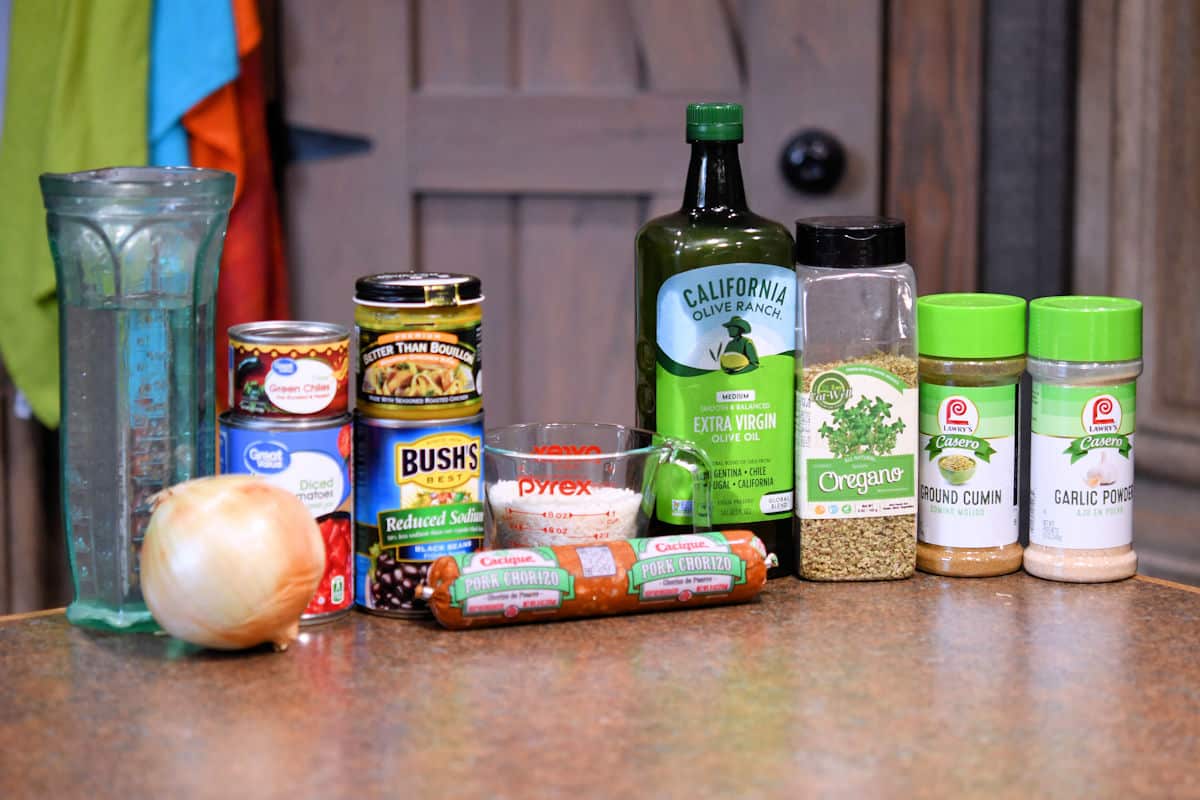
417,530,776,629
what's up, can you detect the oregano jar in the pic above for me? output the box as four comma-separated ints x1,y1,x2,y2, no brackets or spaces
916,294,1026,577
794,218,918,581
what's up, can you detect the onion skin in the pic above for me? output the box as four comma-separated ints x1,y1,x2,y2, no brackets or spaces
141,475,325,651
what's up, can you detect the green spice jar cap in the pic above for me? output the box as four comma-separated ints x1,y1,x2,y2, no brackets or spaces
686,103,743,142
918,293,1026,359
1028,295,1143,362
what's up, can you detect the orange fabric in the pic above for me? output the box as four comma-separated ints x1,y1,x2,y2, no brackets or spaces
184,0,289,413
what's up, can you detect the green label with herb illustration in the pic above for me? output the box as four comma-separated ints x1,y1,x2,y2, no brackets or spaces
918,383,1018,546
655,264,795,524
798,363,917,519
1030,381,1135,549
448,548,575,617
627,533,747,601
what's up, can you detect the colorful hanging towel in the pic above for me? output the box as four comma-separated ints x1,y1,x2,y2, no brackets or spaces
148,0,238,166
186,0,290,411
0,0,150,427
0,0,12,139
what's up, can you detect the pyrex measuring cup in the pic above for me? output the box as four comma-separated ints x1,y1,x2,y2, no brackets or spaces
483,423,712,548
42,167,234,631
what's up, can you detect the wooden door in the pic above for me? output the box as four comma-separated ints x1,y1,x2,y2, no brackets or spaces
1074,0,1200,484
280,0,882,427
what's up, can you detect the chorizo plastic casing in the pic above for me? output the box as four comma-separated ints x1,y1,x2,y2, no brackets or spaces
418,530,774,629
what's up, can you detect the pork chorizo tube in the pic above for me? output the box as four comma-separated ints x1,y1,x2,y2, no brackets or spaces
416,530,777,630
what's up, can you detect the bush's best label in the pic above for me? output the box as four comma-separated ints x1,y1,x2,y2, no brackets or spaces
1030,382,1135,549
355,418,484,613
378,431,484,547
655,264,795,524
919,384,1018,547
798,365,917,519
449,549,574,617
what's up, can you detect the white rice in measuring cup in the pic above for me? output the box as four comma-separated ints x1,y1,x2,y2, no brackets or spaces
488,481,644,547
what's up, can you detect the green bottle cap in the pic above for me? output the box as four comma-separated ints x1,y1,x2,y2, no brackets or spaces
919,293,1027,359
687,103,743,142
1028,295,1143,362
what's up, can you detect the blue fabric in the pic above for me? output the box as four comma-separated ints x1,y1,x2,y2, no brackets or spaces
0,0,12,142
148,0,238,166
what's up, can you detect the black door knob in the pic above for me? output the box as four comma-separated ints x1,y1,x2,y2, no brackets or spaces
780,129,846,195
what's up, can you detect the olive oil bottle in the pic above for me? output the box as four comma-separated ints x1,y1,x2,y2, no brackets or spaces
636,103,796,577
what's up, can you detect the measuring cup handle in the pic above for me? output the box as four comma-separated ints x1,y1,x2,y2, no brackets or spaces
664,438,713,532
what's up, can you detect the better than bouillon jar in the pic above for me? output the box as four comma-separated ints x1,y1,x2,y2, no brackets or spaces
916,294,1026,577
1024,296,1143,583
354,273,482,420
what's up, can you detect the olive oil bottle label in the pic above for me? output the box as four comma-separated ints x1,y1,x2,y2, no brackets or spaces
1030,381,1135,549
655,264,795,525
918,383,1018,547
798,364,917,519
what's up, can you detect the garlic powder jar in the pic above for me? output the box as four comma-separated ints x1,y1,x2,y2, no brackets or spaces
1024,296,1143,582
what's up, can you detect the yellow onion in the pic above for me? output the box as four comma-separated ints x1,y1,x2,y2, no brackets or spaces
141,475,324,651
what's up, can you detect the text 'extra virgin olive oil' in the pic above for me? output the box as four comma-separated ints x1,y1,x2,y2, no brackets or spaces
635,103,796,577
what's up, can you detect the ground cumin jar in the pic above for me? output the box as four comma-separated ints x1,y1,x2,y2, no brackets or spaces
916,294,1026,577
1024,296,1142,583
355,273,483,420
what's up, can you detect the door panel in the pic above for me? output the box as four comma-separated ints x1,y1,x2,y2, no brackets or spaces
418,196,518,425
885,0,982,293
281,1,412,334
1074,0,1200,482
417,2,518,425
516,197,639,423
744,0,882,222
515,0,640,423
282,0,883,426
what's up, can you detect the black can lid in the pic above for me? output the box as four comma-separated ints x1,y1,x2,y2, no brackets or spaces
794,216,906,267
354,272,483,306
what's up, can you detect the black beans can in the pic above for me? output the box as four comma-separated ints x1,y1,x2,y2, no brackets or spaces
354,413,485,617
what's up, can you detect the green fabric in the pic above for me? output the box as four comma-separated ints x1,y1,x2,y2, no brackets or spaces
0,0,150,428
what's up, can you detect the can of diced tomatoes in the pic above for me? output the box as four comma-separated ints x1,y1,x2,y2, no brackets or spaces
219,411,354,623
228,321,350,419
354,413,484,617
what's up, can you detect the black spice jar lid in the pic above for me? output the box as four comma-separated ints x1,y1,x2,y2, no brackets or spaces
794,216,906,268
355,272,483,306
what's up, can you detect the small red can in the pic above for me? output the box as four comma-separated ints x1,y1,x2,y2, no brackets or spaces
228,321,350,419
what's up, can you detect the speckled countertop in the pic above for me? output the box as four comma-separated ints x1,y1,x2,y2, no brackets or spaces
2,573,1199,798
